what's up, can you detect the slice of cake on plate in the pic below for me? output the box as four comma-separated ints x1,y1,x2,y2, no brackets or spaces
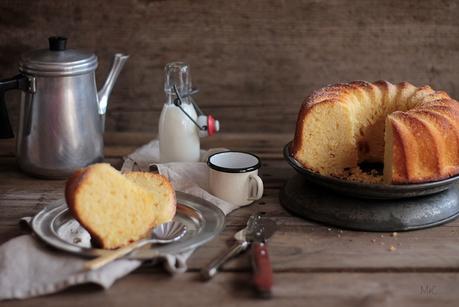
65,163,176,249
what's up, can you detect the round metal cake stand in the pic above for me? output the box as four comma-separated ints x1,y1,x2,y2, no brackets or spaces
280,174,459,232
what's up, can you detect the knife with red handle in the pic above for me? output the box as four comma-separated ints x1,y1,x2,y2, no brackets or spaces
245,213,277,298
251,241,273,298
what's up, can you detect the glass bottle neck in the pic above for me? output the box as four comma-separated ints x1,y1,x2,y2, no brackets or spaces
164,62,192,105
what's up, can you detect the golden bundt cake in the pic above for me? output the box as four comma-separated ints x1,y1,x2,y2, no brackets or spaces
292,81,459,184
65,163,176,249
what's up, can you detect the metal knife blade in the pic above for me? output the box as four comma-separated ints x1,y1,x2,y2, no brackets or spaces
245,212,277,243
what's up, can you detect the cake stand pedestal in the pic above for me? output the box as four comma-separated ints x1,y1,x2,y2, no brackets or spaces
280,174,459,231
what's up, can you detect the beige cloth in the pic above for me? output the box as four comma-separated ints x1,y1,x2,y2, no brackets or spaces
0,139,241,300
121,140,235,214
0,234,140,300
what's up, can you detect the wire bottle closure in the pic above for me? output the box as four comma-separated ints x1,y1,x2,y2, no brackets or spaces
172,85,207,131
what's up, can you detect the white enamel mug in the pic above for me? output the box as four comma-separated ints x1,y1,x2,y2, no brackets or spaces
208,151,264,206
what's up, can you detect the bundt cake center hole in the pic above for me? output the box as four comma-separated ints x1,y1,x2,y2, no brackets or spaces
358,162,384,176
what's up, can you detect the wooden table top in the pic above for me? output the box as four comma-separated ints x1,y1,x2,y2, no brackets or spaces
1,132,459,307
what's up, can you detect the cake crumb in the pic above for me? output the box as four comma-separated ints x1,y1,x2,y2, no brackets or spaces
391,232,398,237
337,167,383,184
380,234,384,238
327,228,332,231
371,239,376,243
389,245,396,252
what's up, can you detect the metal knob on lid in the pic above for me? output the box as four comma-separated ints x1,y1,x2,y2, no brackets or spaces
48,36,67,51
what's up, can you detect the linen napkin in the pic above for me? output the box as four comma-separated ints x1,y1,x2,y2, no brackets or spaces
121,139,235,214
0,139,240,300
0,232,140,300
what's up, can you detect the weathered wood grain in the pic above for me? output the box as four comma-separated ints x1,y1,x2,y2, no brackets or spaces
0,132,293,158
1,0,459,133
5,272,459,307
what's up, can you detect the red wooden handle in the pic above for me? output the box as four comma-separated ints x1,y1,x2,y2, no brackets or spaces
251,242,273,298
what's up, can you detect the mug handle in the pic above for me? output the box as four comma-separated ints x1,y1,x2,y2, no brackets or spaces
248,175,264,201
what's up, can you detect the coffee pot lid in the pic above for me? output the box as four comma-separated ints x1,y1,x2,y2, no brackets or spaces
19,36,98,76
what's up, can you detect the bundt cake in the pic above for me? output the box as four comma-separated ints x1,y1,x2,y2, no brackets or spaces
65,163,176,249
292,81,459,184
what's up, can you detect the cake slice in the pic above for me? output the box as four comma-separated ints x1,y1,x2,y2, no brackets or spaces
65,163,176,249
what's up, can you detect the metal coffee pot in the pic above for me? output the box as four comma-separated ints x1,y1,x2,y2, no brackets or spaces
0,37,128,178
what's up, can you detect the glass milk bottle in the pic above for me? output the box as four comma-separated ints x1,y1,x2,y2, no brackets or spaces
159,62,200,162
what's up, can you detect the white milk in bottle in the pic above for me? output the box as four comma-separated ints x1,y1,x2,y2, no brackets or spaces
159,62,200,162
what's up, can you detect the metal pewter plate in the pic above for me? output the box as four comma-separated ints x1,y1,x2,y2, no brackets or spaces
284,141,459,200
31,192,225,259
280,174,459,231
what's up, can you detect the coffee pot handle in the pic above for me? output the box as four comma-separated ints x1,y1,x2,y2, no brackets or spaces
0,74,29,138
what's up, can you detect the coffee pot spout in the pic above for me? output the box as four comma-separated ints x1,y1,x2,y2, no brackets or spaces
97,53,129,115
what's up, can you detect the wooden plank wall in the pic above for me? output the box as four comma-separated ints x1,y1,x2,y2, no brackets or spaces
1,0,458,134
